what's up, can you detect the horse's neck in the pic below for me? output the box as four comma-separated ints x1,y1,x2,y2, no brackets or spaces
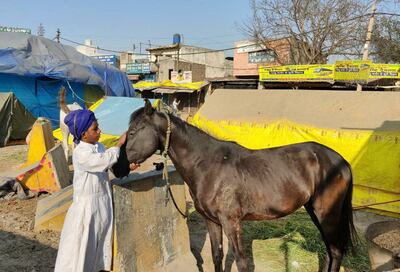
166,117,213,185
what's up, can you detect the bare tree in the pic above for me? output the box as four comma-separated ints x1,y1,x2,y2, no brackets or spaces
371,16,400,63
242,0,369,64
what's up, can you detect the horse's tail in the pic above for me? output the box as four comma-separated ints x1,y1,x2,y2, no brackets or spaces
340,163,359,253
59,86,70,114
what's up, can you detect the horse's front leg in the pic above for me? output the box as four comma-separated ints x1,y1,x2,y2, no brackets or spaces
205,218,223,272
219,216,248,272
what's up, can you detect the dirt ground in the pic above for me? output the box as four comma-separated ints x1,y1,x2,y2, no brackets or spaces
0,196,59,272
0,144,399,272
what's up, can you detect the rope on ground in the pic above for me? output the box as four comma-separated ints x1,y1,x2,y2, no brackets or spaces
353,199,400,210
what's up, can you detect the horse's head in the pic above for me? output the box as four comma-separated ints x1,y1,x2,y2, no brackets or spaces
125,99,162,164
112,99,162,178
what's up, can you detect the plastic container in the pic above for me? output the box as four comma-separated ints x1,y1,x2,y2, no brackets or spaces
173,34,181,45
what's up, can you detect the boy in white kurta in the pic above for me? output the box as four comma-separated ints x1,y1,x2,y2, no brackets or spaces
55,109,138,272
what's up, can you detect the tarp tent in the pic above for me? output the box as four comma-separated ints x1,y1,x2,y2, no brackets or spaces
53,96,156,147
0,92,36,146
0,32,135,128
0,73,86,128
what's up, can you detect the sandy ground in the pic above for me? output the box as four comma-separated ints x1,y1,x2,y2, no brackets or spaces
0,196,59,272
1,144,399,272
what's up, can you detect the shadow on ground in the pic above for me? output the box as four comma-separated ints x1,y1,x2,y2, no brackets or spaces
0,230,57,272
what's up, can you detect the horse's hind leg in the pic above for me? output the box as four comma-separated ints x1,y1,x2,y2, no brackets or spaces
219,216,248,272
305,182,351,271
205,218,223,272
305,203,343,272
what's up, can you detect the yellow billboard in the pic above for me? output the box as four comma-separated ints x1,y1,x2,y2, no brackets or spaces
259,64,334,82
333,60,372,83
369,64,400,79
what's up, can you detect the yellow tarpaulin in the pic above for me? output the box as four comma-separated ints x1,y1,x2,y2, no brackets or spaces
189,114,400,216
133,80,206,91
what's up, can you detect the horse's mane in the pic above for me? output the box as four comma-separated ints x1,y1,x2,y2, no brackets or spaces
163,112,242,148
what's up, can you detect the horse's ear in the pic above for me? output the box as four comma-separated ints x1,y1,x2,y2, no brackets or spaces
144,98,154,115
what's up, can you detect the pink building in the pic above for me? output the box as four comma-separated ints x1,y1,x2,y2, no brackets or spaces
233,39,291,78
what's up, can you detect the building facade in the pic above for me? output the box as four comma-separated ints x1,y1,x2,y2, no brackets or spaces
147,44,232,82
233,39,291,78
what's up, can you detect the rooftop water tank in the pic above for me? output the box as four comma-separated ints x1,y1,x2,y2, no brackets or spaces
173,34,181,45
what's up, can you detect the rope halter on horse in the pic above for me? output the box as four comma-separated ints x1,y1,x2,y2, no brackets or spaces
158,109,187,218
160,110,171,203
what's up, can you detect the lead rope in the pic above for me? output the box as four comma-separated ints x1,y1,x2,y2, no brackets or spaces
160,111,187,218
161,111,171,205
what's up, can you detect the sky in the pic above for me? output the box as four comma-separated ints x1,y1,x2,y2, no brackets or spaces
1,0,251,55
2,0,399,58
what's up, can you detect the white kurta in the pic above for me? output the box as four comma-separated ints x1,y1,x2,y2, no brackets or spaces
55,141,120,272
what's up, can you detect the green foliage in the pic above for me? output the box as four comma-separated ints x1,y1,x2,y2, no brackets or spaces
241,210,369,271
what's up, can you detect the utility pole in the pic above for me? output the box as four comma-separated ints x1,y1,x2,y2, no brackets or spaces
148,40,151,61
56,28,61,43
37,23,45,37
356,0,378,92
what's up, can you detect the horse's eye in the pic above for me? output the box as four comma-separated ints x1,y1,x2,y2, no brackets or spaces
129,125,144,136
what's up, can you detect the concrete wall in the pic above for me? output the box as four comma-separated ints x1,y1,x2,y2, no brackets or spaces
179,46,227,79
158,57,206,82
152,45,230,81
112,168,196,272
196,89,400,130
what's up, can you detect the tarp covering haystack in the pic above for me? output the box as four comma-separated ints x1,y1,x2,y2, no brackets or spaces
190,89,400,216
0,32,135,128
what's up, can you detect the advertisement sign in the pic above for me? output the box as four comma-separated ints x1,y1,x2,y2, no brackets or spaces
369,64,400,79
171,71,192,83
237,43,265,54
248,51,275,64
126,62,151,74
0,26,31,34
334,60,372,83
259,64,334,82
92,55,119,67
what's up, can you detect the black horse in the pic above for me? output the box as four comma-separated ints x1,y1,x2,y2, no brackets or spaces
112,100,357,272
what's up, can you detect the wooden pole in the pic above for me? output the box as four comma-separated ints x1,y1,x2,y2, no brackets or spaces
356,0,378,92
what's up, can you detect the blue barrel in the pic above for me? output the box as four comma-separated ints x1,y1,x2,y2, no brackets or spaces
173,34,181,45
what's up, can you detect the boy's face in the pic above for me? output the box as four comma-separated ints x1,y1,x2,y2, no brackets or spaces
81,120,101,144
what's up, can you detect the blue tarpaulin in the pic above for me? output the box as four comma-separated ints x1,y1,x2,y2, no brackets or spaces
0,73,83,127
94,97,154,135
0,32,135,128
0,32,134,97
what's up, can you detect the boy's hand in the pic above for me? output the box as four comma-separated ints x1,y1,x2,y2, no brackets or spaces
117,132,127,147
130,163,140,171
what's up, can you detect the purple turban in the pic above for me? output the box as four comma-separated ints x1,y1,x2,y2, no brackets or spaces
64,109,96,144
